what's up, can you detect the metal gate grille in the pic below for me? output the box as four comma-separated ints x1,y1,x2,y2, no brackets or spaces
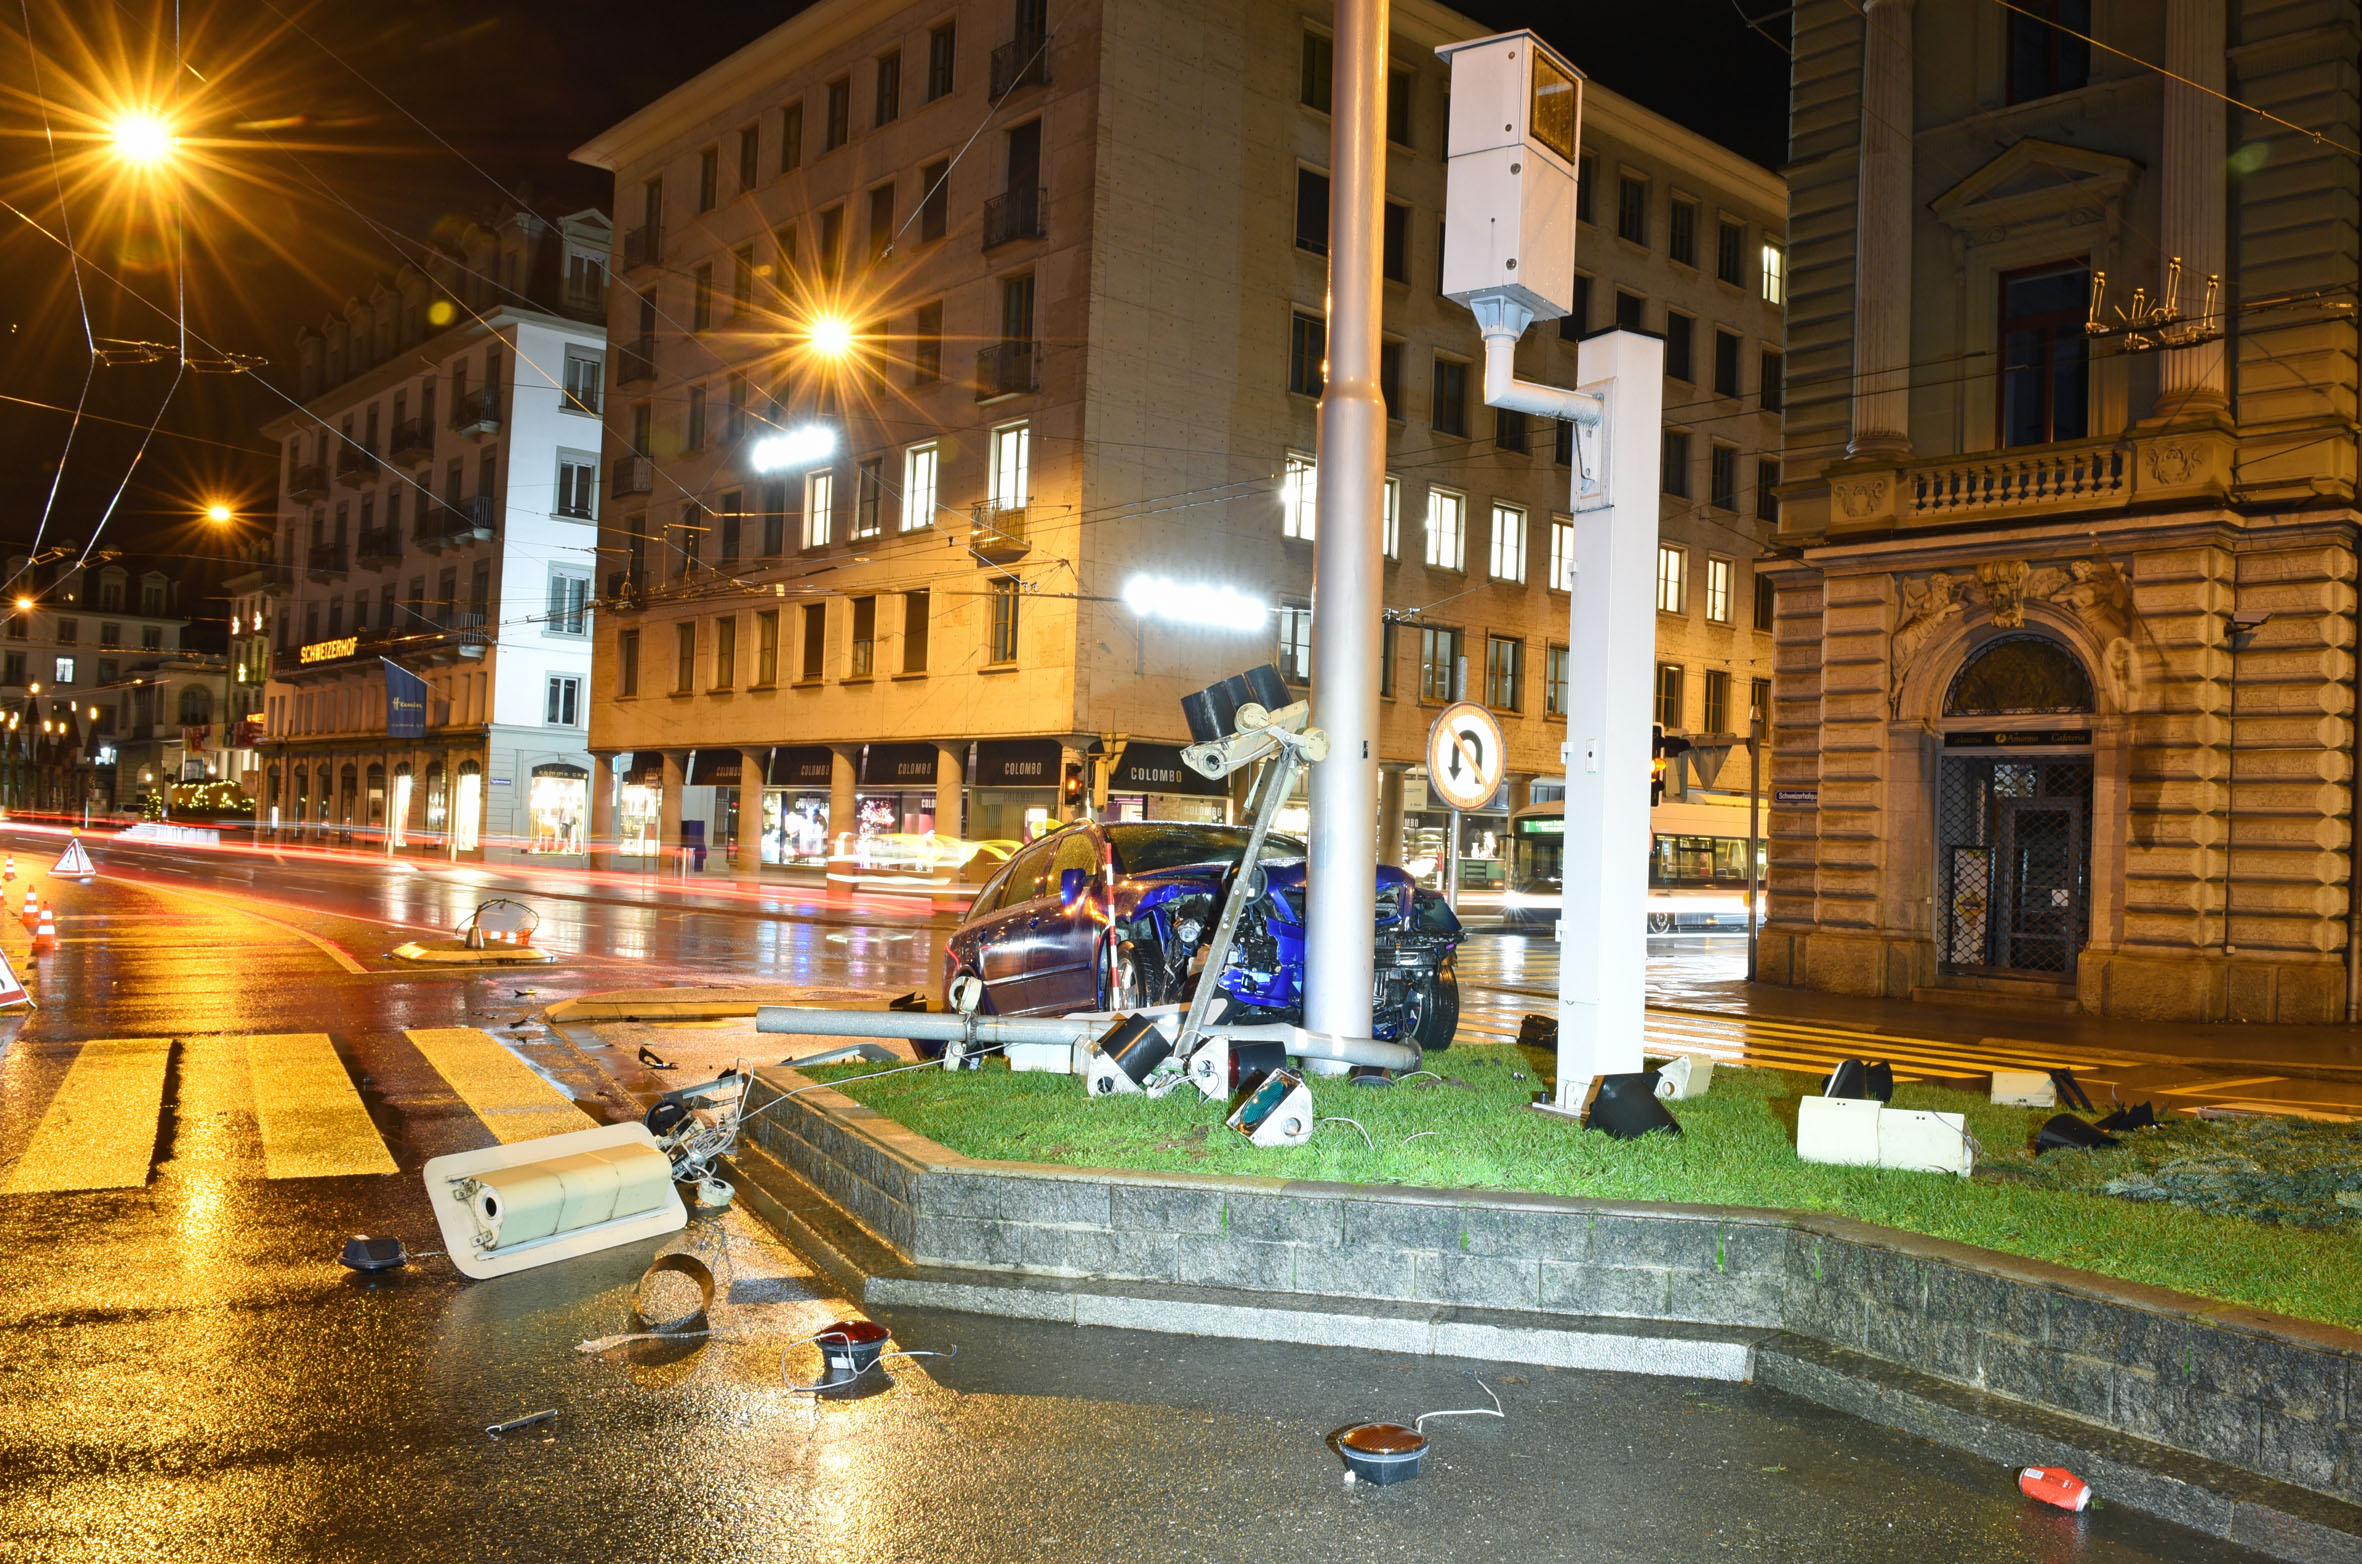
1935,755,2092,975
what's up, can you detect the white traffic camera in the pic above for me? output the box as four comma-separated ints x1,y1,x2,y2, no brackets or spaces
1436,30,1583,321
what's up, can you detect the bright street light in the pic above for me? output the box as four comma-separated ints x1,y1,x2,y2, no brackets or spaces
204,502,234,523
110,111,177,166
749,424,838,473
1121,574,1270,631
805,314,855,359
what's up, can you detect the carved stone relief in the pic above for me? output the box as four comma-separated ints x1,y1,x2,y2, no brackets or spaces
1889,557,2142,713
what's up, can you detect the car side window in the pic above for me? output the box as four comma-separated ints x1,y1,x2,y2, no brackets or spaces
969,861,1015,918
1051,831,1099,886
1001,838,1058,905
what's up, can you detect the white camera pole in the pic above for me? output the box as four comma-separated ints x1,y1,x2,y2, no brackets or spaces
1436,32,1664,1110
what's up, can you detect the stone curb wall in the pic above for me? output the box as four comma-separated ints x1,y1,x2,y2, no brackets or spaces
743,1068,2362,1511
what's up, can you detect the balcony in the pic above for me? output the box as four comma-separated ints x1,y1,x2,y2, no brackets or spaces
356,527,402,568
305,543,350,582
449,388,501,438
425,496,496,549
561,382,601,417
1906,440,2128,523
969,500,1030,564
425,611,491,662
622,223,663,271
287,463,328,502
389,417,434,463
611,455,654,497
1808,434,2222,536
989,31,1051,97
616,338,656,384
982,184,1045,249
975,340,1039,401
333,445,375,487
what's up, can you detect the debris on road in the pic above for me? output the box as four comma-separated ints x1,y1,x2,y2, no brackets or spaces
339,1234,408,1272
484,1410,558,1439
2019,1466,2092,1511
638,1046,676,1071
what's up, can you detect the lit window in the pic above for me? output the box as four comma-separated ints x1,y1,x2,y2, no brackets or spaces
902,442,938,532
1425,488,1465,571
989,420,1030,512
804,469,834,548
1282,452,1317,540
53,657,74,684
1656,545,1686,614
1382,477,1401,558
1275,601,1313,683
1761,243,1785,305
1548,514,1574,591
1704,557,1734,624
1488,503,1526,583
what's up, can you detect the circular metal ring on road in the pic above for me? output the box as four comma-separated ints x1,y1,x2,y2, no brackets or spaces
1426,701,1506,812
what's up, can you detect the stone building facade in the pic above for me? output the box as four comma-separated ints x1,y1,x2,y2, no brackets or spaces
570,0,1786,881
1765,0,2362,1021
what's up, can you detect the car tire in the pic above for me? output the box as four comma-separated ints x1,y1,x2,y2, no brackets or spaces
1647,912,1674,934
1408,961,1459,1053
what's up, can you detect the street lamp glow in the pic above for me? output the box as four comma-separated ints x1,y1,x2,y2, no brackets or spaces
1122,574,1269,631
13,598,30,611
204,502,234,523
749,424,838,473
110,111,177,166
805,314,856,359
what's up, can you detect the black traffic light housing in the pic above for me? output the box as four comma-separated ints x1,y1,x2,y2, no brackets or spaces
1061,762,1086,807
1650,724,1691,807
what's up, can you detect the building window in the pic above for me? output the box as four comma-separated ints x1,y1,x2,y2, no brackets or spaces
1754,572,1777,631
1295,168,1330,254
848,596,875,677
2008,0,2091,103
816,205,843,282
779,101,803,172
1716,219,1744,285
914,300,943,381
696,146,718,213
1431,355,1468,437
1300,30,1333,112
1713,330,1741,398
1495,408,1529,454
555,456,596,518
824,77,850,150
903,442,938,531
927,22,957,100
755,609,779,685
1669,199,1697,266
988,577,1020,663
919,161,950,242
684,384,706,452
854,457,884,538
1288,310,1325,396
800,602,826,679
1760,244,1784,305
547,571,589,635
1425,487,1466,571
562,351,602,414
53,657,73,684
1379,339,1402,417
731,246,755,317
1655,663,1684,730
618,629,639,696
1380,620,1398,698
1704,556,1734,623
1559,273,1593,342
1382,476,1401,557
1710,444,1739,511
1753,677,1772,725
1488,502,1526,583
903,589,930,673
544,675,580,726
673,621,696,694
1282,452,1317,540
1275,601,1313,683
989,420,1030,511
1616,176,1647,245
1656,545,1687,614
1665,311,1694,381
690,265,713,331
1545,645,1570,717
1761,349,1784,413
1703,669,1730,734
867,184,894,264
1662,430,1691,498
875,48,902,126
1486,635,1524,711
1614,289,1645,331
2000,260,2091,448
707,614,733,689
737,123,760,192
1575,152,1595,224
1382,200,1409,282
1757,458,1781,522
1418,626,1462,702
1386,64,1413,145
804,469,834,548
1548,513,1573,591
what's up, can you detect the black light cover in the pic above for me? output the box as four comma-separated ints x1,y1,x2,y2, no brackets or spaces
339,1234,408,1272
2036,1114,2121,1153
1179,664,1293,742
1823,1058,1895,1103
1588,1071,1681,1140
1516,1013,1558,1049
2096,1102,2159,1132
1097,1013,1174,1085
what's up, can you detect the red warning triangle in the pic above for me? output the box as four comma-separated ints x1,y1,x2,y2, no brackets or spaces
0,943,32,1008
52,838,93,878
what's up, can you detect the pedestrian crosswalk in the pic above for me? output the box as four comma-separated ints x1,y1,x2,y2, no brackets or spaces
0,1026,597,1194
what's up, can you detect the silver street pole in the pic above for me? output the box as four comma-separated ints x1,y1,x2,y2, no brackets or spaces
1303,0,1388,1044
1747,702,1763,982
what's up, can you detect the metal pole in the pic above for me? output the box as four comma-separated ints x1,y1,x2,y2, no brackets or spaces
1303,0,1388,1043
1747,702,1763,982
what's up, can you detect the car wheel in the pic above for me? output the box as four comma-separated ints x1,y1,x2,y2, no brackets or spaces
1647,912,1674,934
1408,961,1460,1053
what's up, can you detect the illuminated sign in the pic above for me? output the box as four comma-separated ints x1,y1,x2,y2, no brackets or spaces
300,637,358,664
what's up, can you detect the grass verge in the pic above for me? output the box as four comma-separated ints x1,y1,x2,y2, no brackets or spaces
802,1046,2362,1332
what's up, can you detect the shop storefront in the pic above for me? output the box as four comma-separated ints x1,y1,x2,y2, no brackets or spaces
618,752,661,856
971,739,1059,845
683,750,736,868
528,763,588,854
762,747,834,865
1400,765,1508,891
858,744,938,837
1106,741,1231,825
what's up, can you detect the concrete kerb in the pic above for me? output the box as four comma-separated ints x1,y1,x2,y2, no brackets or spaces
731,1061,2362,1563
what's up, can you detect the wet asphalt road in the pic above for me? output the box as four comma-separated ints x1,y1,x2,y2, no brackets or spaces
0,831,2282,1562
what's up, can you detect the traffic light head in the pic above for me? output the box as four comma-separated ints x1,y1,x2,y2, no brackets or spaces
1061,762,1085,805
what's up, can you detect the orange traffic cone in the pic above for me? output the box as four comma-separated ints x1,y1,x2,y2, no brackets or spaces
18,886,36,931
4,854,16,881
31,904,56,955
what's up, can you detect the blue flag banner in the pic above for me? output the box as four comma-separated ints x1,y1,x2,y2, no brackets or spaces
383,659,429,739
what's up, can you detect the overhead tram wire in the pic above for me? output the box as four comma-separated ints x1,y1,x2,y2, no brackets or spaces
16,0,99,568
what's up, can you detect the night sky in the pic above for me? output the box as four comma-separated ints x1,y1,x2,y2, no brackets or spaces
0,0,1787,628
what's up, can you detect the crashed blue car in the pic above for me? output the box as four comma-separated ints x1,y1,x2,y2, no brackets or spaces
943,820,1462,1050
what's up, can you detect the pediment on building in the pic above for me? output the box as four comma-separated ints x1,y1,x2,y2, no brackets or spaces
1931,138,2142,237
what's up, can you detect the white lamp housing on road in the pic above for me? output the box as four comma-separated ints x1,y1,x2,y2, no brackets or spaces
1437,32,1582,321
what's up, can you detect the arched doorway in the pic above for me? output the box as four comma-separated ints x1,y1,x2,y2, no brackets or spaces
1934,634,2095,977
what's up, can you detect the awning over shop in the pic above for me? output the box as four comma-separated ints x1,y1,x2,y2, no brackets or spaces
767,746,835,788
860,742,939,788
620,752,661,787
685,749,743,786
1108,741,1227,798
973,739,1060,789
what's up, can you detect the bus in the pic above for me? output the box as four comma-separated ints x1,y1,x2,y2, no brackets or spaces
1500,795,1763,932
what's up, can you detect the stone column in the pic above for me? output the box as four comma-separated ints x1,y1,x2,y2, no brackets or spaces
588,753,616,867
934,741,968,878
1377,764,1406,867
1847,0,1915,459
659,750,686,876
737,749,766,876
828,744,858,898
2156,0,2228,416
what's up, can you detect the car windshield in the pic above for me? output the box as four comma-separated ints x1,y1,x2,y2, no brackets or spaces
1107,823,1304,875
